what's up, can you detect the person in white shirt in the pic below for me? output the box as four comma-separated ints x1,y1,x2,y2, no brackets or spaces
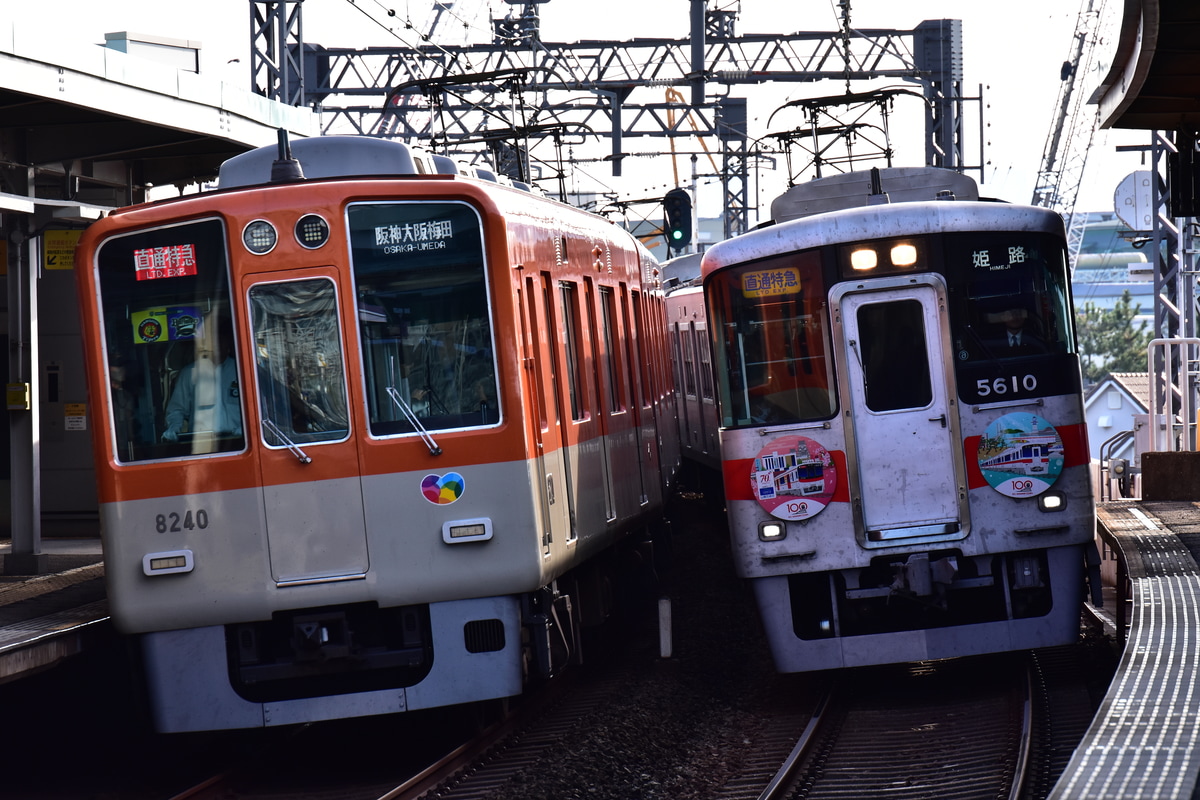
163,317,242,442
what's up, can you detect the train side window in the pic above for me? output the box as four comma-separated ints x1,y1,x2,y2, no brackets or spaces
696,322,714,402
94,218,245,462
630,291,654,409
707,252,835,427
599,287,626,412
347,201,500,437
620,286,645,414
682,323,698,398
248,278,350,446
560,281,586,421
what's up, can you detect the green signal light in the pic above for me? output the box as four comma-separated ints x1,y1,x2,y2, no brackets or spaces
671,230,683,240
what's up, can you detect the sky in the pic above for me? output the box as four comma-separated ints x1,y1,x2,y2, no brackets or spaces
16,0,1152,222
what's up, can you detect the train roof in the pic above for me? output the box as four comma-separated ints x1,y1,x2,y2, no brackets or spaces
218,135,446,189
701,194,1065,281
770,166,981,222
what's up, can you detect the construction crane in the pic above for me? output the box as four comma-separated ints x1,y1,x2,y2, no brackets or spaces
1031,0,1109,270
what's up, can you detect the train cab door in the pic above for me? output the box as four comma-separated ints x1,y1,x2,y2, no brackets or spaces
242,270,370,584
832,277,967,544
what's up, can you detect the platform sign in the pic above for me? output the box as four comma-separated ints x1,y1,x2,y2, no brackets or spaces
43,230,81,270
1114,171,1157,232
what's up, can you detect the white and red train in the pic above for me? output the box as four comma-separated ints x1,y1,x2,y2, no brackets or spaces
76,135,678,732
689,167,1099,672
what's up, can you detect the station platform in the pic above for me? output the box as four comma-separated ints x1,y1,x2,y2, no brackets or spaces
1051,500,1200,799
0,533,108,683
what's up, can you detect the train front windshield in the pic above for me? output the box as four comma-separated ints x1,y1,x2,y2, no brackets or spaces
945,232,1075,362
706,251,837,428
95,219,245,462
707,228,1078,430
348,201,500,436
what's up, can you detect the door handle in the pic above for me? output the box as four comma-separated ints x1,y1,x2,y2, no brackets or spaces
928,414,947,428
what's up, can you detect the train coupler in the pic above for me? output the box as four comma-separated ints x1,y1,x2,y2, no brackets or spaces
890,552,959,602
522,587,576,679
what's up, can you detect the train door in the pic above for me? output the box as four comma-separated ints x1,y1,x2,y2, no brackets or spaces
620,286,650,506
543,274,578,539
586,279,617,522
524,275,572,555
833,278,966,543
242,270,369,584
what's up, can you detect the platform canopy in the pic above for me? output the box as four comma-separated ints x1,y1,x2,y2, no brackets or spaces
1092,0,1200,130
0,25,317,212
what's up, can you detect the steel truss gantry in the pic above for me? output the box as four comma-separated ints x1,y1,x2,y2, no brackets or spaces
252,2,966,236
1142,131,1200,453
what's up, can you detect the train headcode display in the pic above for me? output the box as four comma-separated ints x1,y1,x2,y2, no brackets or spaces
133,243,199,281
741,267,801,298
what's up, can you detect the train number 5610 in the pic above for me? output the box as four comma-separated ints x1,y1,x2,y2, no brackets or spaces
976,375,1037,397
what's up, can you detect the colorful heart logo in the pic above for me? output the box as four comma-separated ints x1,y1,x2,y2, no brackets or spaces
421,472,465,504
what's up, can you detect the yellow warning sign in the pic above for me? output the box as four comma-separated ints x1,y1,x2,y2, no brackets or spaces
7,383,29,411
65,403,87,431
43,230,82,270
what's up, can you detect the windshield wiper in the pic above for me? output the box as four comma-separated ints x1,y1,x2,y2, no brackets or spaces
261,418,312,464
386,386,443,456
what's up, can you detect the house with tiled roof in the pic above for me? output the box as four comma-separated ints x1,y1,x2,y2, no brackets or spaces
1083,372,1149,462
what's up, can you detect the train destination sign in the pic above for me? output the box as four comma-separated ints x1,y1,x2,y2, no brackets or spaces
133,243,198,281
741,267,801,298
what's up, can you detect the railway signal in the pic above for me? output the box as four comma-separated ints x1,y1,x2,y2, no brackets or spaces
663,187,693,254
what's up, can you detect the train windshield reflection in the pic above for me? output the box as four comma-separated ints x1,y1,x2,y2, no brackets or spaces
947,231,1075,362
706,251,836,428
95,218,246,463
248,278,350,447
348,201,500,436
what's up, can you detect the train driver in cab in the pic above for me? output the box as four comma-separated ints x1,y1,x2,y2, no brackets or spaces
163,313,242,445
989,305,1046,355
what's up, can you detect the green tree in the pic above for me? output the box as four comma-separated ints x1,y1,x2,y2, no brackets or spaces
1075,290,1153,382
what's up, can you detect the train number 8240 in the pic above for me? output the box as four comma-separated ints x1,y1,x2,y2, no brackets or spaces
155,509,210,533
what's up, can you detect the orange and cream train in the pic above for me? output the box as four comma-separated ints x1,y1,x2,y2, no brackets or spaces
76,135,678,733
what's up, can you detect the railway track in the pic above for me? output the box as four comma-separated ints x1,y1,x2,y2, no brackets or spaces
715,645,1103,800
747,655,1033,800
